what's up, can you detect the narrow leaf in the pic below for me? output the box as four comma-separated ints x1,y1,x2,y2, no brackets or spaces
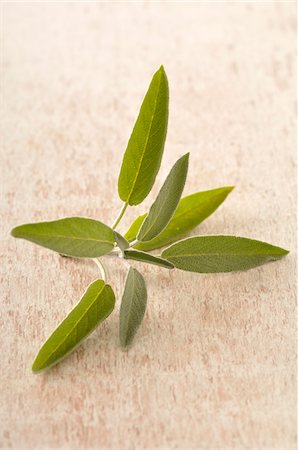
11,217,115,258
119,267,147,347
118,65,169,206
137,153,189,242
125,186,234,251
125,214,147,243
162,235,289,273
114,231,129,251
124,249,174,269
32,280,115,372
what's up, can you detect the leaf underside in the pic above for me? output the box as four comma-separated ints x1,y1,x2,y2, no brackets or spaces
124,249,174,269
32,280,115,372
162,235,289,273
118,65,169,206
137,153,189,242
125,186,234,251
119,267,147,348
11,217,115,258
114,231,130,251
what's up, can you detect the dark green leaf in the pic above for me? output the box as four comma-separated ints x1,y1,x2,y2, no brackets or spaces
137,153,189,242
161,235,289,273
119,267,147,348
124,249,174,269
32,280,115,372
11,217,115,258
114,231,129,251
125,186,234,251
118,66,169,206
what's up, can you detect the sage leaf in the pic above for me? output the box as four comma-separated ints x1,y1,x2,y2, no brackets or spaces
32,280,115,372
11,217,115,258
118,66,169,206
114,231,129,251
124,249,174,269
161,235,289,273
119,267,147,348
137,153,189,242
125,214,147,243
125,186,234,251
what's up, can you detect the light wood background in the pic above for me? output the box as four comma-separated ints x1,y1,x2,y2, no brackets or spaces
1,3,296,449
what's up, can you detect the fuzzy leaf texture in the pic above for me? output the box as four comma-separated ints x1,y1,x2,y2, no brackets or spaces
161,236,289,273
124,249,174,269
32,280,115,372
137,153,189,242
11,217,115,258
125,187,234,251
118,66,169,206
119,267,147,347
114,231,130,251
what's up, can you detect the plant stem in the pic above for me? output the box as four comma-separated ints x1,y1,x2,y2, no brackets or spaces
110,247,121,256
93,258,106,281
129,239,139,248
112,202,128,230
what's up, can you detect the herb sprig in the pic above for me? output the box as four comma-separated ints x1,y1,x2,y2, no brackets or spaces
11,66,289,373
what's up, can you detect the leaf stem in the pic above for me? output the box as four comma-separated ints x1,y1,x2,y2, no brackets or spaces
112,202,128,230
93,258,106,281
129,239,139,248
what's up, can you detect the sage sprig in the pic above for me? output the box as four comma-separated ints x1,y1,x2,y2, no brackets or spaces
11,66,289,373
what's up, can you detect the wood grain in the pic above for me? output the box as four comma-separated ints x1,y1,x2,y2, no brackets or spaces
1,3,296,449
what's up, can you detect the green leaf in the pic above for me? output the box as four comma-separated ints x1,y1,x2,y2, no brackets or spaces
125,214,147,243
125,186,234,251
114,231,129,251
32,280,115,372
118,65,169,206
137,153,189,242
11,217,115,258
124,249,174,269
161,235,289,273
119,267,147,348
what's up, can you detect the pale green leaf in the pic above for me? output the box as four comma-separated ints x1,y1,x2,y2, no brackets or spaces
11,217,115,258
124,249,174,269
118,66,169,206
137,153,189,242
161,235,289,273
119,267,147,347
125,186,234,251
114,231,129,251
32,280,115,372
125,214,147,243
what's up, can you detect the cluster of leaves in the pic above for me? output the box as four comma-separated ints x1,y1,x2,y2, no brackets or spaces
11,66,289,373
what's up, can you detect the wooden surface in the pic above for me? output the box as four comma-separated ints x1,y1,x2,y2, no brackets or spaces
1,3,296,449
